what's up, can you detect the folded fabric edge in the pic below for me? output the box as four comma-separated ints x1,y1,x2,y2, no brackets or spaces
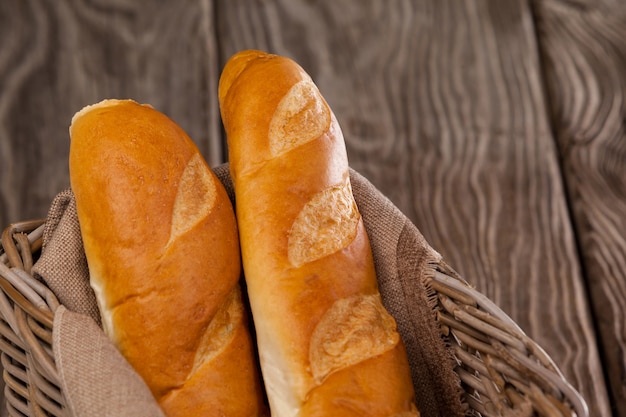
52,305,166,417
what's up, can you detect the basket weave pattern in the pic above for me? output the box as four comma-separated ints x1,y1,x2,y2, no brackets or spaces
429,264,588,417
0,220,64,417
0,220,588,417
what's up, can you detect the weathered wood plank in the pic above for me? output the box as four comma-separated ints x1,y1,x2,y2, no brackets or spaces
215,0,610,415
533,0,626,414
0,0,223,227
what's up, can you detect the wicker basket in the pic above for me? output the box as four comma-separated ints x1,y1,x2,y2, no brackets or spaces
0,219,589,417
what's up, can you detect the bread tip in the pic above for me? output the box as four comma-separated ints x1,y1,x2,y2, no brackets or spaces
69,98,152,135
218,50,273,104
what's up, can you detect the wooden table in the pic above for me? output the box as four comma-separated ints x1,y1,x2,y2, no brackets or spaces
1,1,624,416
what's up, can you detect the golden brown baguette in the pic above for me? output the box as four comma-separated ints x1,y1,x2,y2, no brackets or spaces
219,50,420,417
69,99,267,417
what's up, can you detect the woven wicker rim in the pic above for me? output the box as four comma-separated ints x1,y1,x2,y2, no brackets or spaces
0,220,589,417
0,219,65,417
429,265,588,417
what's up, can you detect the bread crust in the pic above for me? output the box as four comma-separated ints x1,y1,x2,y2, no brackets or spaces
220,51,419,417
69,99,267,417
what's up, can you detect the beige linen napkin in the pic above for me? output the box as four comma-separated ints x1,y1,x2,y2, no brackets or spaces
32,163,465,417
32,189,100,326
53,306,166,417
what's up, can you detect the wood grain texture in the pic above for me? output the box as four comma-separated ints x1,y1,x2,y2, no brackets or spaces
216,0,610,415
533,0,626,414
0,0,223,227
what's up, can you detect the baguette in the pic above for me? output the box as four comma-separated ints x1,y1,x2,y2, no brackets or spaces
219,50,419,417
69,99,267,417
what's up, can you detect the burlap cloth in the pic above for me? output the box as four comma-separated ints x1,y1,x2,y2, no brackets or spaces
31,164,465,417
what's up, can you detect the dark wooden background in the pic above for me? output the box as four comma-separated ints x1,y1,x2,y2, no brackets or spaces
1,1,624,416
